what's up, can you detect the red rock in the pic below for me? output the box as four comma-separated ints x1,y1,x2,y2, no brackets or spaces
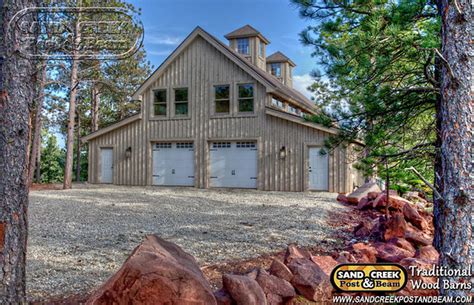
415,245,439,264
384,213,407,241
87,235,216,305
398,258,438,296
374,242,414,263
405,224,433,247
214,289,236,305
222,274,266,305
268,259,293,282
255,269,295,305
372,193,387,209
388,195,411,211
284,245,311,264
356,197,372,210
336,251,357,264
387,237,416,256
347,182,381,204
336,193,349,203
367,191,379,200
403,203,429,230
351,243,377,263
310,256,338,277
287,258,332,302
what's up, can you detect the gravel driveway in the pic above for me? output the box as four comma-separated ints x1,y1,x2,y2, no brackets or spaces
27,184,348,300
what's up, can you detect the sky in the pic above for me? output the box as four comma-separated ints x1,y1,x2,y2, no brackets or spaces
128,0,318,97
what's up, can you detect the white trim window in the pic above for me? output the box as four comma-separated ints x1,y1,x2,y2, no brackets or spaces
270,63,281,77
237,38,249,55
238,83,254,112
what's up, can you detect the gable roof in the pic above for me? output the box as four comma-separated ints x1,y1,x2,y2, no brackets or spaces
133,26,317,114
82,114,141,142
266,51,296,67
224,24,270,44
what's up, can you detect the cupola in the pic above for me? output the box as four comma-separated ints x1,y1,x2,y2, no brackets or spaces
266,51,296,87
225,25,270,70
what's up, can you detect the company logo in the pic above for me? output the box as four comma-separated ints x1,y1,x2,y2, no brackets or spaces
7,6,144,60
330,264,408,292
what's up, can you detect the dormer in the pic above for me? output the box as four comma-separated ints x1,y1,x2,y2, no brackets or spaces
266,51,296,87
225,25,270,70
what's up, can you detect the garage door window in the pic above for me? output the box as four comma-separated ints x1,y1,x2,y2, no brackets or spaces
174,88,188,116
238,84,254,113
153,89,167,116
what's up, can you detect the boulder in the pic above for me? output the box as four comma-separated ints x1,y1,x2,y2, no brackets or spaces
86,235,216,305
405,224,433,247
255,269,296,305
214,289,236,305
310,256,338,277
388,195,411,211
374,242,413,263
336,251,357,264
387,238,416,256
287,258,332,302
372,193,387,209
347,182,381,204
222,274,266,305
403,202,429,230
351,243,377,263
384,213,407,241
356,197,372,210
336,193,349,204
284,245,311,264
398,258,438,296
415,245,439,264
367,191,379,200
353,219,374,238
268,259,293,282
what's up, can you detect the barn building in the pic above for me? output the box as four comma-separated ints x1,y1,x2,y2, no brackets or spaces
83,25,363,192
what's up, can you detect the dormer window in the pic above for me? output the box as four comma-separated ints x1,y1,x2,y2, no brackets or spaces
270,63,281,77
259,40,264,57
237,38,249,55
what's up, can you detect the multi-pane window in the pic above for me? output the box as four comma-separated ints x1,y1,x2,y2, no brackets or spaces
153,89,167,116
174,88,188,116
237,38,249,55
259,40,264,57
238,84,254,112
271,97,284,108
288,105,299,115
271,63,281,77
214,85,230,114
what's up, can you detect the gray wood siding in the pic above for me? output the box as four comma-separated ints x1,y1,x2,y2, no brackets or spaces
87,36,354,193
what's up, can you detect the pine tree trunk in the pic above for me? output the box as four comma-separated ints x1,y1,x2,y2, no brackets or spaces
63,16,82,189
76,112,81,182
0,0,37,302
91,85,100,132
35,143,41,183
28,62,47,186
437,0,473,297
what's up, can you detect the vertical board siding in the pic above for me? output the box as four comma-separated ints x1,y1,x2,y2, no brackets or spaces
88,36,352,193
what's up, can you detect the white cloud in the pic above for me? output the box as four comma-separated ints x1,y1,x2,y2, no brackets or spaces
293,74,314,99
147,49,173,56
145,34,182,46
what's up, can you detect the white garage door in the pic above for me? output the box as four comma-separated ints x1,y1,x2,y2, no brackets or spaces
100,148,113,183
152,142,195,186
308,147,329,191
209,141,257,188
